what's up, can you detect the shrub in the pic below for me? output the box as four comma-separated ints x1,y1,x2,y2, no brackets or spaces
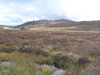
0,46,16,53
76,56,91,65
18,46,50,57
18,46,33,53
33,49,50,57
20,27,27,30
52,53,73,68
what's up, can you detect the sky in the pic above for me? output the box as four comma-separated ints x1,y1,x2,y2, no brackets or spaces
0,0,100,25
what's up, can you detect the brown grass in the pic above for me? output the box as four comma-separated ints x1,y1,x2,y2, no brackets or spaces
0,29,99,74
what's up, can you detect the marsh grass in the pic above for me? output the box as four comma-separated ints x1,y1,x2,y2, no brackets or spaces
0,51,98,75
0,51,54,75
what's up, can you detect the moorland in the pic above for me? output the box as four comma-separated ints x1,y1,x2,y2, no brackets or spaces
0,20,100,75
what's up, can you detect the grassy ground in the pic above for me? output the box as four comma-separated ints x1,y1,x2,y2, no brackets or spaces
0,51,54,75
29,26,100,33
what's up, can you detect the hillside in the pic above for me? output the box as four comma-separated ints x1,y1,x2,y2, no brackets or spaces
15,19,73,28
14,20,100,32
0,25,13,28
46,21,100,31
0,25,14,29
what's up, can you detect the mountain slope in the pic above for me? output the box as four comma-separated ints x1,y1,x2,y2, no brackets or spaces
15,19,73,28
27,21,100,33
14,20,100,32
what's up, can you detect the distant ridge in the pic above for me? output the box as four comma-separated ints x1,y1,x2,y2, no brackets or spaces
55,19,74,22
0,25,12,27
15,19,73,28
0,25,14,28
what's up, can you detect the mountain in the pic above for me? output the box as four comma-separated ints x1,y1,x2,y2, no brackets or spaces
46,20,100,31
2,19,100,31
55,19,74,22
0,25,13,27
0,25,14,29
15,19,73,28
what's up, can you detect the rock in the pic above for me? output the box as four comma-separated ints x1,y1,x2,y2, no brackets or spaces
87,68,100,75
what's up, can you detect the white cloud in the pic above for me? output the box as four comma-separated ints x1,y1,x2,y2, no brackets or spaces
0,0,100,25
64,0,100,21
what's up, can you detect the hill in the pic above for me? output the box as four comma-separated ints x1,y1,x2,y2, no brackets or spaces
15,19,73,28
45,21,100,31
14,20,100,32
0,25,14,29
1,20,100,33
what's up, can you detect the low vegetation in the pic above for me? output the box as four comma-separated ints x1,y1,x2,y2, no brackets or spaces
0,29,99,75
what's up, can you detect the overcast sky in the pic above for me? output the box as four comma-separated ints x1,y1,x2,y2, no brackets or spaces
0,0,100,25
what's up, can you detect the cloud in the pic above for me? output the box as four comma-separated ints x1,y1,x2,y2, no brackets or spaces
0,0,100,25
